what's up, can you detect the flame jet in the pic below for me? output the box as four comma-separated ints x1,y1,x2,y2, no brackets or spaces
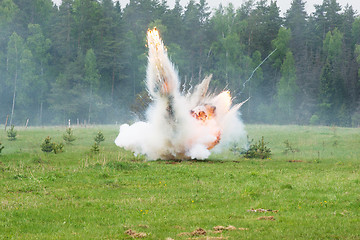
115,28,247,160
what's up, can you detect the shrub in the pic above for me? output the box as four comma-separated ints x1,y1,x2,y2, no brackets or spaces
41,136,55,153
7,125,17,141
309,114,320,125
229,138,249,156
283,140,299,154
244,136,271,159
63,128,76,144
41,137,64,154
90,142,100,153
53,143,64,154
283,140,299,160
94,131,105,145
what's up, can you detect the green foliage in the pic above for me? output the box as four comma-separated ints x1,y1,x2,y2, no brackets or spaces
276,50,298,122
94,131,105,145
271,27,291,69
53,143,64,154
40,136,54,153
319,28,346,125
351,112,360,127
90,142,100,153
0,0,360,126
6,33,24,77
63,128,76,144
229,141,246,156
283,140,299,160
323,28,343,62
84,48,100,89
355,44,360,77
0,0,18,25
338,103,351,126
244,136,271,159
40,136,64,154
7,125,17,141
309,114,320,125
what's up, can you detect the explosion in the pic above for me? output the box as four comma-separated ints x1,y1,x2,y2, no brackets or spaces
115,28,247,160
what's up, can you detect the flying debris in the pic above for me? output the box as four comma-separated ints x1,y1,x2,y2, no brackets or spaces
115,28,247,160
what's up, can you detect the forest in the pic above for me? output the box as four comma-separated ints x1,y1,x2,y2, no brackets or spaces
0,0,359,127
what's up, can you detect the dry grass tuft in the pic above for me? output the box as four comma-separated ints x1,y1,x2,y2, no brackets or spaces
125,229,147,238
257,216,275,221
247,208,278,213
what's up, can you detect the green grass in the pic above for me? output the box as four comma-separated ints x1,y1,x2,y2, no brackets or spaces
0,125,359,239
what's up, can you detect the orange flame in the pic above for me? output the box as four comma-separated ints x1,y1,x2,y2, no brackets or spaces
147,27,162,50
189,91,232,150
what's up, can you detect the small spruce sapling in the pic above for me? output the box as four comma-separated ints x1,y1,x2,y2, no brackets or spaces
53,143,64,154
230,135,250,156
244,136,271,159
7,125,17,141
63,127,76,144
41,136,55,153
283,140,299,160
90,142,100,153
41,137,64,154
230,142,247,155
94,131,105,145
91,131,104,154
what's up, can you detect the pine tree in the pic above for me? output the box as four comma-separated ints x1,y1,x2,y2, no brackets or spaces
41,136,54,153
7,125,17,141
97,0,124,103
182,0,211,81
90,142,100,153
63,127,76,144
26,23,51,125
94,131,105,145
84,48,100,123
319,28,346,125
6,32,24,126
277,51,299,123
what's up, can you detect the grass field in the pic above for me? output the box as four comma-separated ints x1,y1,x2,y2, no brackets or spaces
0,124,359,239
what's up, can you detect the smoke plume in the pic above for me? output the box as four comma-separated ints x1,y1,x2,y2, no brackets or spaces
115,28,247,160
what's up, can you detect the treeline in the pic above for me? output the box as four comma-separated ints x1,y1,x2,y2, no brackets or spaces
0,0,359,127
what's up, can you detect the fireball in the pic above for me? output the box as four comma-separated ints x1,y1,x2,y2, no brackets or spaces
115,28,247,160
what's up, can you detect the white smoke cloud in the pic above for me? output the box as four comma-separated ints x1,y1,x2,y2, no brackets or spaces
115,28,247,160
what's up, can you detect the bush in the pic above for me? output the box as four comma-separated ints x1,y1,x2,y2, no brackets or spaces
41,137,64,154
7,125,17,141
53,143,64,154
283,140,299,160
63,128,76,144
309,114,320,125
244,136,271,159
41,136,54,153
229,137,249,156
94,131,105,145
90,142,100,153
283,140,299,154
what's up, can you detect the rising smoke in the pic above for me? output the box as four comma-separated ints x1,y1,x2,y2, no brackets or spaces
115,28,247,160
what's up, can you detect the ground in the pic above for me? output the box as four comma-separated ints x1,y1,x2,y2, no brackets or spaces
0,125,359,239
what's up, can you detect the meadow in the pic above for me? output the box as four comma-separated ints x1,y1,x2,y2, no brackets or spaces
0,124,359,239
